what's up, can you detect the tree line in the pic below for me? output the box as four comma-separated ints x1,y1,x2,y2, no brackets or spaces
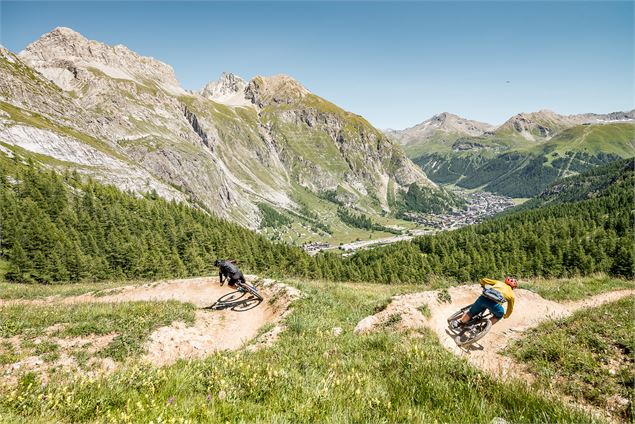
1,155,632,284
0,158,308,283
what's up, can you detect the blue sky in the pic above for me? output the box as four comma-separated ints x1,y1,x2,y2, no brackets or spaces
1,1,633,129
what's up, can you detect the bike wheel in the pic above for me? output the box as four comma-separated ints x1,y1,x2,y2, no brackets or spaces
242,282,263,301
447,305,471,323
455,318,492,346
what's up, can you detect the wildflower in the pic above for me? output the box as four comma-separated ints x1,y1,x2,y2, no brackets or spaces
206,394,212,402
167,397,175,405
218,390,227,400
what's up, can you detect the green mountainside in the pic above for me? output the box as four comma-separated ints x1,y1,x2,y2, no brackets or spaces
408,121,634,197
2,150,631,284
518,158,634,210
328,160,634,282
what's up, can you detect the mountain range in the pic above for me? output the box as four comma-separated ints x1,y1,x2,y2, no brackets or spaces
0,27,448,241
388,109,635,197
2,27,632,241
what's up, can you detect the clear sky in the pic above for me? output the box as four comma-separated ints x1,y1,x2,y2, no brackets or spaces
1,1,633,129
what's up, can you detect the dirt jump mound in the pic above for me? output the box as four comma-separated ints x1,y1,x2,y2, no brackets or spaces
0,276,302,380
354,285,635,381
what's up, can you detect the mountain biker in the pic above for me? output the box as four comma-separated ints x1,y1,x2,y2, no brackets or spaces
214,259,246,289
450,277,517,329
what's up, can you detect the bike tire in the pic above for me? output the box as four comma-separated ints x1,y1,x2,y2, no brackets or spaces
447,305,471,323
242,283,263,301
455,318,492,346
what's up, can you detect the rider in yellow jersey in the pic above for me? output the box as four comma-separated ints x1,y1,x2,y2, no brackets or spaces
451,277,517,328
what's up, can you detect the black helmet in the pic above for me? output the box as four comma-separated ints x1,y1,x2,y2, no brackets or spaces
214,259,222,267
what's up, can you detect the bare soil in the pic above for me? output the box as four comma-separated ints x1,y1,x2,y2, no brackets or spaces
0,276,301,378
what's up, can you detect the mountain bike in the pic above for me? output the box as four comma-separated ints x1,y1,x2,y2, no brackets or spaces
236,279,263,301
447,305,493,346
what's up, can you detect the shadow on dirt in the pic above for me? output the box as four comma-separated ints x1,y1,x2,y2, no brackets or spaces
204,290,263,312
445,328,485,352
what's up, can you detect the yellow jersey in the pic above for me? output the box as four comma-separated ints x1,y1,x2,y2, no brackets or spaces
480,278,515,318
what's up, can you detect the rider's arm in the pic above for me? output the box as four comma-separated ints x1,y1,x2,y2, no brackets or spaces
219,271,224,283
504,296,514,318
480,278,497,287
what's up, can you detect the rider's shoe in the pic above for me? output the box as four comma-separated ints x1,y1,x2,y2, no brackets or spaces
450,320,463,330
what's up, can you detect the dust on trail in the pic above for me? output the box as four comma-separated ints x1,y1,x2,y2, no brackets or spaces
1,276,301,377
354,285,635,381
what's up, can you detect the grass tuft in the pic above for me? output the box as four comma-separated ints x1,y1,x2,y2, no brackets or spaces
521,275,634,302
506,296,635,421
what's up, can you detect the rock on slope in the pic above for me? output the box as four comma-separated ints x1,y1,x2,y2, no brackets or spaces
1,27,441,229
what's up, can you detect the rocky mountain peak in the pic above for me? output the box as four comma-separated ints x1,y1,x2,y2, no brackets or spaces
0,44,15,62
245,74,310,107
431,112,455,122
200,72,248,105
497,110,573,140
19,27,182,91
407,112,493,136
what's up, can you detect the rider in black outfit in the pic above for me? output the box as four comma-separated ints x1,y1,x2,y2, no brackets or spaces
214,259,246,288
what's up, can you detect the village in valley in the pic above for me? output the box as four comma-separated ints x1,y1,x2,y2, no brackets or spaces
404,190,516,231
303,191,517,254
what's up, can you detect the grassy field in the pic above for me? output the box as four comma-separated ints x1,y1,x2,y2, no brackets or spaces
521,275,635,302
506,296,634,422
0,281,135,300
0,280,602,423
0,301,195,362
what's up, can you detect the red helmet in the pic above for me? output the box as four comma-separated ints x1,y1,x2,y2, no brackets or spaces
504,277,518,289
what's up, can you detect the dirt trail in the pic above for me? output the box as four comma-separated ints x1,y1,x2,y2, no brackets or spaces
1,276,301,373
355,285,635,381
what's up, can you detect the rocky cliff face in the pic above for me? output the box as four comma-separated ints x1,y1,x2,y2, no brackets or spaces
21,27,183,93
1,28,442,230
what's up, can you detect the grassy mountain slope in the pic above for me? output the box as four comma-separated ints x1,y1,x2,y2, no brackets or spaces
518,158,634,210
1,29,458,245
507,296,635,421
391,107,634,198
412,122,634,197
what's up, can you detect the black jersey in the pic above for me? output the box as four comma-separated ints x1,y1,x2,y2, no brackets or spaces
218,260,241,278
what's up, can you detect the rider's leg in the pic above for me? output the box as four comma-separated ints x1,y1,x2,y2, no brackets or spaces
463,296,488,323
488,303,505,325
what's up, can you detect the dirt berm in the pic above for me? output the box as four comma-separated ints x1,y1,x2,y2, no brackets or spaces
354,285,635,381
0,276,301,379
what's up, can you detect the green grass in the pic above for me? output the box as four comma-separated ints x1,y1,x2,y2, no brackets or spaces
0,281,599,423
418,303,431,318
0,341,20,365
0,282,131,300
0,301,195,361
521,275,635,302
506,296,635,422
543,123,635,158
